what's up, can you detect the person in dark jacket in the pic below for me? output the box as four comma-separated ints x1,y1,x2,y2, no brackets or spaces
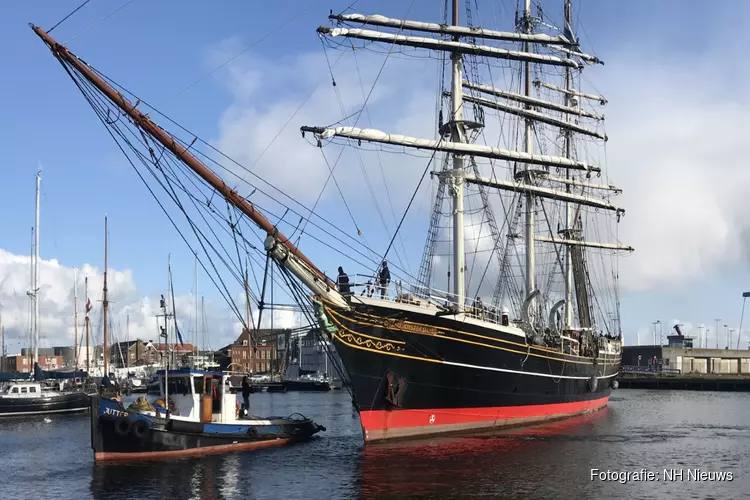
241,376,251,414
337,266,351,295
378,261,391,299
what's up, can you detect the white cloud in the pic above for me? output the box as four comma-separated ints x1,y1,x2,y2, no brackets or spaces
209,40,438,207
603,56,750,292
0,248,243,355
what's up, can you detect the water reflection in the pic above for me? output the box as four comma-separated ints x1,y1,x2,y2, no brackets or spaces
357,409,611,500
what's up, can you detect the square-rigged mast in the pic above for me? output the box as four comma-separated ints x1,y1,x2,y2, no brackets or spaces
302,0,630,334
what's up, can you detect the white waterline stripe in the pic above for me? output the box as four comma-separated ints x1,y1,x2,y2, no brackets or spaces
443,360,619,380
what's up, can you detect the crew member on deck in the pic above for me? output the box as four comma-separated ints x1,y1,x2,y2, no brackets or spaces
474,296,485,320
241,376,251,414
337,267,351,296
378,261,391,299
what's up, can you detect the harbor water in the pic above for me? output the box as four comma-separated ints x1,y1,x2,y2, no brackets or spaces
0,389,748,499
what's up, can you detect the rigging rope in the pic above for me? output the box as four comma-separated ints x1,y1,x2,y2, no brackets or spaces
48,0,92,33
65,0,137,43
166,4,313,105
380,146,440,266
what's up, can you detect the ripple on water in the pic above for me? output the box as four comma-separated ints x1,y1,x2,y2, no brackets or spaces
0,389,748,499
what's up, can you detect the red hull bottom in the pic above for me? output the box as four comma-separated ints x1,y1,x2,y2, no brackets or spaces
359,396,610,442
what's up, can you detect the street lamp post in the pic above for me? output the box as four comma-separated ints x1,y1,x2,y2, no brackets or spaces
715,319,721,349
724,324,728,350
739,292,750,350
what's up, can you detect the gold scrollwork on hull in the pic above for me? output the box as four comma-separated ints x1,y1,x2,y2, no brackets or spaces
379,318,440,336
337,332,404,353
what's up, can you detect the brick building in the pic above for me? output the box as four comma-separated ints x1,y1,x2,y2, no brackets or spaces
230,329,276,374
6,354,65,372
105,340,196,368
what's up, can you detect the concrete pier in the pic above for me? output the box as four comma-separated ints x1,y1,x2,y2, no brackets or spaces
617,372,750,391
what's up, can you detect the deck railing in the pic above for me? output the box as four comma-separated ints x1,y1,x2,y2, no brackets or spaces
337,274,512,327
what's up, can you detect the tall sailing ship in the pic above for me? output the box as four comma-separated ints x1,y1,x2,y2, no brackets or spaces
32,0,629,442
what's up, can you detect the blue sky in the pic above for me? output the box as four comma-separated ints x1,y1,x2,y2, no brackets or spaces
2,0,750,350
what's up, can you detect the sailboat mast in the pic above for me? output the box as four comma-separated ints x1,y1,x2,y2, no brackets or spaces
85,276,90,373
1,311,5,372
74,269,79,368
126,314,130,369
522,0,536,313
33,171,41,366
27,227,33,371
103,215,109,376
563,0,574,330
450,0,466,310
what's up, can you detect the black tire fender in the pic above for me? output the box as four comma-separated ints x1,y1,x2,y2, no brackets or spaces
131,419,150,440
114,417,131,436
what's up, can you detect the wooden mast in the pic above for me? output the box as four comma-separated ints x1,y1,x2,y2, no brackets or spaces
30,24,335,290
103,215,109,376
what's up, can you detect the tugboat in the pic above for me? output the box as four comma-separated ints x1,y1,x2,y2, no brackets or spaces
90,368,325,462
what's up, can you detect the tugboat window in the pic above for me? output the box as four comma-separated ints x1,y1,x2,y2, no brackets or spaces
162,378,189,396
193,376,204,394
29,386,37,393
21,387,27,393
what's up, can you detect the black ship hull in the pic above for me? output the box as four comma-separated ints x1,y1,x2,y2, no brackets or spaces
0,391,90,417
321,300,620,442
90,396,325,461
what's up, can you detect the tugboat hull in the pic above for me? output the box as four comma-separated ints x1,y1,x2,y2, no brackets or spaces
90,396,324,461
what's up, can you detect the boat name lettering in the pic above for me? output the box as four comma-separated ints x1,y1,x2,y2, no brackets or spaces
103,407,128,418
384,319,439,336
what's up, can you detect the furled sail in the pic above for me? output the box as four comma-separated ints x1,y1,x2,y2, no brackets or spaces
329,13,575,45
535,236,633,252
462,174,624,213
534,80,608,105
453,93,608,140
463,81,603,120
317,27,582,68
301,126,599,172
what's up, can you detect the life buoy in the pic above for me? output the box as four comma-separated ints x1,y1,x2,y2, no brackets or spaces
114,417,131,436
131,419,150,441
